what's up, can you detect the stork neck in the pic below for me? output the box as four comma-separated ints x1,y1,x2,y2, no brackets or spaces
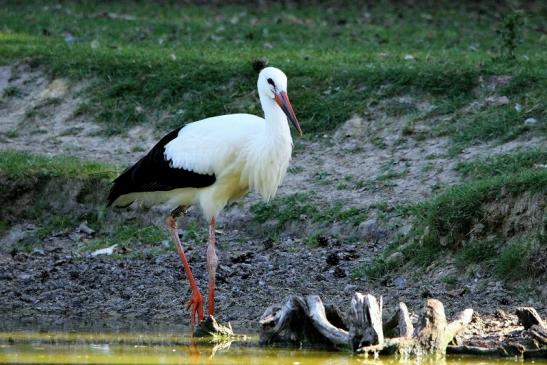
259,93,290,136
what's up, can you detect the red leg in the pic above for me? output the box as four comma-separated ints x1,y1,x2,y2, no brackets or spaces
166,215,204,326
207,217,218,317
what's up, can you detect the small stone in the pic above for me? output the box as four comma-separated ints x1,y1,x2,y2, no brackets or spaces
515,103,523,112
18,273,31,281
393,276,406,289
315,274,325,281
219,264,233,276
326,252,339,266
344,284,357,294
487,96,509,105
498,297,511,305
32,248,45,255
262,238,274,250
404,54,415,61
495,309,509,320
498,96,509,104
78,222,95,235
333,267,346,278
90,244,117,257
524,117,537,125
447,288,466,297
63,33,76,44
318,236,331,247
231,252,253,264
386,251,404,266
358,219,388,241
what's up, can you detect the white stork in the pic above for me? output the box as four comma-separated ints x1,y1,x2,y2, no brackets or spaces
107,67,301,325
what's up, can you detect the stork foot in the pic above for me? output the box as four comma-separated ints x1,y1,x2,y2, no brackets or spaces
186,289,205,327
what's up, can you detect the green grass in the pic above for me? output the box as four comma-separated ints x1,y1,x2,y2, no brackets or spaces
453,234,545,281
0,151,121,251
413,169,546,249
0,150,171,257
82,224,167,253
455,239,499,269
251,192,367,234
355,167,546,281
0,220,9,236
456,149,547,179
36,215,78,240
495,234,545,280
2,86,21,97
444,103,545,154
0,1,545,141
351,238,406,279
0,150,118,179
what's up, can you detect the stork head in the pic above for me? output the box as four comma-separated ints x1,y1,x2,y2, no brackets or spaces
258,67,302,136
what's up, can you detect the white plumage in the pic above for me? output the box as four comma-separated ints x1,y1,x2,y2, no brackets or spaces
163,111,292,220
116,68,297,220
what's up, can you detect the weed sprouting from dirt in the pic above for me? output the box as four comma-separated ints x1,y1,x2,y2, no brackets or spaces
497,10,525,61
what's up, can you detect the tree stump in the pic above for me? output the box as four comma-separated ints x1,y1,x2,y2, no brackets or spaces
383,302,413,339
348,293,384,351
259,295,349,348
259,292,473,357
516,307,545,330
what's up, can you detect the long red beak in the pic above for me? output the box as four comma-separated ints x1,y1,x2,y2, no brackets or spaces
275,91,302,137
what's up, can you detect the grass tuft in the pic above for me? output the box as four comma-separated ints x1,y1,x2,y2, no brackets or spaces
456,149,547,179
413,170,546,248
355,163,546,281
0,150,118,179
251,192,367,234
82,224,167,253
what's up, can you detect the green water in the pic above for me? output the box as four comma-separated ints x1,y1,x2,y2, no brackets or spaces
0,330,544,365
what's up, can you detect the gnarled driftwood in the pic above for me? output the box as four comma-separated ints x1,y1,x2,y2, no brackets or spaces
259,295,349,348
348,293,384,351
259,292,473,357
383,302,413,339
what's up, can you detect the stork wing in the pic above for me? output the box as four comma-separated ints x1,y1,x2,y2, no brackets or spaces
106,126,216,207
164,113,264,175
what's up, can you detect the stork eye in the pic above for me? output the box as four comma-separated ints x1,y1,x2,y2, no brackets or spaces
267,78,275,87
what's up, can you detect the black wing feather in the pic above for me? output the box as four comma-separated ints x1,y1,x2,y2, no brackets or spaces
107,127,216,207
